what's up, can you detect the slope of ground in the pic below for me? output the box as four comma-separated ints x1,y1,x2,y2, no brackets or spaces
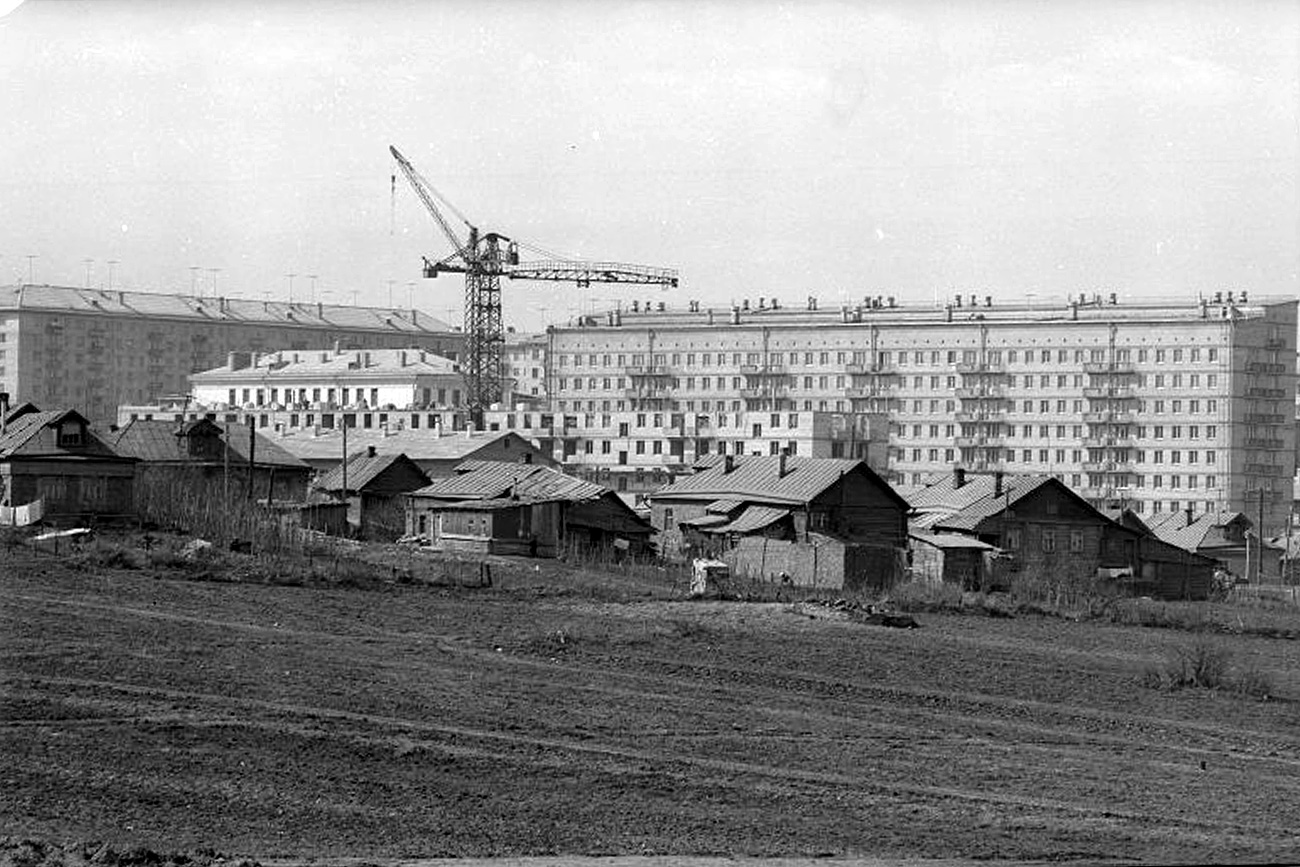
3,548,1300,862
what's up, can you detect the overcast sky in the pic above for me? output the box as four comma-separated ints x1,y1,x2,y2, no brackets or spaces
0,0,1296,327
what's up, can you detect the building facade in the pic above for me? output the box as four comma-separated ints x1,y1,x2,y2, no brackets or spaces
545,292,1297,534
0,284,459,423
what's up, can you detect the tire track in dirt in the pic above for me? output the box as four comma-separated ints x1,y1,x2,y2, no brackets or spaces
10,590,1300,774
4,670,1277,843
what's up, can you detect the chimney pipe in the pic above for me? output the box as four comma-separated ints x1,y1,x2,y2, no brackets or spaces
0,391,9,435
724,454,735,474
778,451,788,478
367,444,377,458
994,471,1004,498
1185,506,1194,527
954,467,966,489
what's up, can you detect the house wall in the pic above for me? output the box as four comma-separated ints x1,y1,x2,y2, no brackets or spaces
1,461,135,518
911,543,986,589
410,501,561,556
812,470,907,546
725,533,904,592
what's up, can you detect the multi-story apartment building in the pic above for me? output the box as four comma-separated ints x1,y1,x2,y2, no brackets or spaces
503,332,548,402
544,292,1298,534
0,284,458,422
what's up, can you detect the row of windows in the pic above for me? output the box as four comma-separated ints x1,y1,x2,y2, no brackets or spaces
557,346,1225,369
228,385,464,409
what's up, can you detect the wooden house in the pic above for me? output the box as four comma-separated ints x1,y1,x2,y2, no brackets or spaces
649,454,909,591
406,460,652,557
0,402,136,522
109,417,313,504
312,447,430,540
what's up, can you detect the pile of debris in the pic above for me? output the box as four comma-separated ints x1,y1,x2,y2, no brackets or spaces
791,598,921,629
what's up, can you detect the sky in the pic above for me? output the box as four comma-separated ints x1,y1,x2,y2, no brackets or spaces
0,0,1296,329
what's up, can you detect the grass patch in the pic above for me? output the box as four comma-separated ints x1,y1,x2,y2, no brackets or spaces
1142,637,1276,700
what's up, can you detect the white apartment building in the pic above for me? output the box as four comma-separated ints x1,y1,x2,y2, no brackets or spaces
544,292,1298,534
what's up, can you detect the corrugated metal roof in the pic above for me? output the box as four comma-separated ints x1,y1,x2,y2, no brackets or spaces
710,505,790,534
653,455,904,508
706,499,743,514
410,460,606,504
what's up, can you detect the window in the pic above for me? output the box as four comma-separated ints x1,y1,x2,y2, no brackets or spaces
1042,529,1056,552
1069,530,1084,553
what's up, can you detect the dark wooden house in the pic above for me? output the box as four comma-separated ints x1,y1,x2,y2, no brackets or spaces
0,402,136,522
313,447,430,540
649,454,909,591
406,460,652,557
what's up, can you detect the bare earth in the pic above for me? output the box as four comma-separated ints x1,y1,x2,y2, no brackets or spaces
4,551,1300,863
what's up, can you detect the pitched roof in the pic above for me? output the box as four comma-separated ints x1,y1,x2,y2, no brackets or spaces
109,419,308,470
1145,510,1252,552
273,428,543,463
314,451,428,494
909,531,998,550
653,455,906,508
0,408,127,461
710,505,791,534
907,472,1061,532
1,284,452,332
410,460,606,505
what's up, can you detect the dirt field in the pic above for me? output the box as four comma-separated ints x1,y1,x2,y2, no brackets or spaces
5,547,1300,863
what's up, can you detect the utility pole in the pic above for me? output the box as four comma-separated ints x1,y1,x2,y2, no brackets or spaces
208,268,220,298
308,274,318,303
25,255,36,284
83,259,93,288
286,273,296,302
189,266,200,294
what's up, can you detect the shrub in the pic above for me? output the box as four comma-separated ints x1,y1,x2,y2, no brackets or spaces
1142,638,1275,700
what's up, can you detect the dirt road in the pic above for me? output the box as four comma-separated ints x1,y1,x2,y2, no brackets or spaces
4,557,1300,862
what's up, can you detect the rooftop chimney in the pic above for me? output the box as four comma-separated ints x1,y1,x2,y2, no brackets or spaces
367,444,377,458
0,391,9,435
954,467,966,489
723,454,735,474
994,471,1004,498
1185,506,1194,527
778,451,789,478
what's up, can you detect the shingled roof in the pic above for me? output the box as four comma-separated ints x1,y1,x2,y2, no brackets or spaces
0,408,130,462
653,455,906,508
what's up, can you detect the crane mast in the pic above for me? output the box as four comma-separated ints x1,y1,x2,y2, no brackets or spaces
390,145,678,427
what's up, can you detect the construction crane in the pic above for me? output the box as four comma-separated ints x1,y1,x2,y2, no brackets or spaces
389,145,678,426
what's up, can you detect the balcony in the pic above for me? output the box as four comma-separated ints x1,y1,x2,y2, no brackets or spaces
1246,387,1286,399
1083,386,1136,400
1244,413,1286,425
1084,410,1137,424
1082,461,1121,473
1265,337,1288,350
740,363,788,376
1246,362,1288,375
955,386,1006,400
1083,361,1136,375
954,410,1004,423
1245,437,1286,450
1082,436,1136,449
624,366,671,379
740,386,787,400
955,435,1006,448
956,361,1006,375
845,362,898,376
955,459,1007,474
1245,462,1283,476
